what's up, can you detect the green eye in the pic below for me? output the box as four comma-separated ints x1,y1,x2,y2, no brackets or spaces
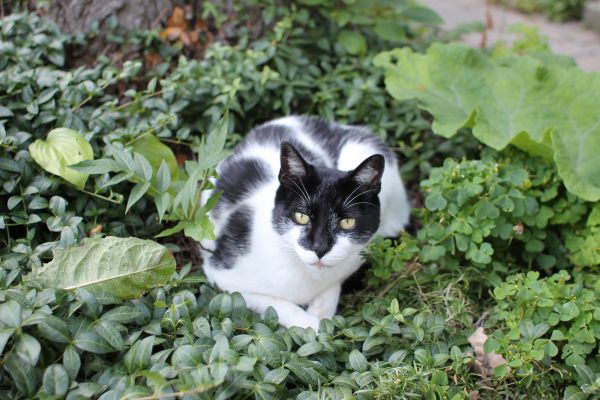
294,212,310,225
339,218,356,230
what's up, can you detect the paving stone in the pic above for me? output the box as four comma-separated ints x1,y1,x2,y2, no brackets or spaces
421,0,600,72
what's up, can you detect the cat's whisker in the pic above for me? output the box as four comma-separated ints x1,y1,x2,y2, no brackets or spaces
282,183,309,205
290,173,311,204
344,201,377,209
344,188,378,207
342,185,363,206
287,176,311,204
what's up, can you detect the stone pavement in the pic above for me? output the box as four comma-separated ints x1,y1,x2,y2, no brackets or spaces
420,0,600,72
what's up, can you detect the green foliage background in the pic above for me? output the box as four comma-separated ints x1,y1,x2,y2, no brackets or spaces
0,1,599,399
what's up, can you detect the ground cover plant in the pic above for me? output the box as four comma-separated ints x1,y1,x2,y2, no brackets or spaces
0,1,599,399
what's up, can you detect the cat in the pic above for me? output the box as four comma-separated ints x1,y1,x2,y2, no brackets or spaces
200,116,410,330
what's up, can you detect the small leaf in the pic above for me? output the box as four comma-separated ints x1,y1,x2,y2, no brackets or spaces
29,128,93,189
337,30,367,55
63,345,81,380
297,342,323,357
0,300,22,328
124,336,154,373
156,160,171,192
43,364,69,397
264,368,289,384
348,349,368,372
126,181,150,213
15,334,41,365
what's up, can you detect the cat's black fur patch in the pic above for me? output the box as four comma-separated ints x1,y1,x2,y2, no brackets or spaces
213,158,272,217
210,206,253,269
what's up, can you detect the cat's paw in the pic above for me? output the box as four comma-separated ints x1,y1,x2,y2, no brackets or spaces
287,313,320,331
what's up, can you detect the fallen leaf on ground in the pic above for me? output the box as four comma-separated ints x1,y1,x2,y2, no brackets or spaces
467,327,508,377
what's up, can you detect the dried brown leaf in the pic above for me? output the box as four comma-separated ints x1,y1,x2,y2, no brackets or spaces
467,327,508,377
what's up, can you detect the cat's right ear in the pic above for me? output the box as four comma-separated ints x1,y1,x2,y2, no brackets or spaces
279,142,311,182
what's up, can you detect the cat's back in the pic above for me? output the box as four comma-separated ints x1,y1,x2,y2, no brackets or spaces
215,116,394,204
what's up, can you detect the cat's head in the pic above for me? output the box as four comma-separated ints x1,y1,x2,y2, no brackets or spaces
272,142,383,270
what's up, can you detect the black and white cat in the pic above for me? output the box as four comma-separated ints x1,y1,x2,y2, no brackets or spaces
200,116,409,330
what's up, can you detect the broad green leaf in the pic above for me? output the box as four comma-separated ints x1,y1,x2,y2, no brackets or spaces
43,364,69,397
297,342,323,357
37,315,71,343
96,320,124,351
23,236,176,299
399,5,443,25
0,299,22,328
348,349,368,372
374,43,600,201
15,334,41,365
73,331,114,354
5,353,38,397
124,336,154,373
337,30,367,55
29,128,93,189
131,134,179,180
171,344,203,368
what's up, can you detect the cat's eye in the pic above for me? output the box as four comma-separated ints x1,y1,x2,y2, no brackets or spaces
294,212,310,225
339,218,356,230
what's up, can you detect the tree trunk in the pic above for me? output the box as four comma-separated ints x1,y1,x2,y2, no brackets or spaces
48,0,174,34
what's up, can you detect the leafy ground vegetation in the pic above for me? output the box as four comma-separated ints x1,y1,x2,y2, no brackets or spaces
0,1,599,399
492,0,587,21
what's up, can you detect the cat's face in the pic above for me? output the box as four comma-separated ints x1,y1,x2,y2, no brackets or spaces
272,142,383,270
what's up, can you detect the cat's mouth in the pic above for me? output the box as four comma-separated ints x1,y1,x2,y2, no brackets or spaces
311,260,330,268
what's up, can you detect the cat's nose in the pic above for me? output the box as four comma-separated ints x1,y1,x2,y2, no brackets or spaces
314,246,330,259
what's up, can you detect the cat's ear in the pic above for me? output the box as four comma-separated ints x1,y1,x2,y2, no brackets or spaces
279,142,311,181
350,154,385,188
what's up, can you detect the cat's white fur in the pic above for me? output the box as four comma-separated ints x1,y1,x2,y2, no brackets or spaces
201,116,410,330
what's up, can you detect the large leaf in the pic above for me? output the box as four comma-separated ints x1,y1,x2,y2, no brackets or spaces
130,133,179,181
23,236,176,299
374,43,600,201
29,128,93,189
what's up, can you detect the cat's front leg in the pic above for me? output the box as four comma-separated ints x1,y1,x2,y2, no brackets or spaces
306,284,341,320
240,292,320,331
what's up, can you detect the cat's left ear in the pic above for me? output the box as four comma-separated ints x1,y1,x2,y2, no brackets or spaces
350,154,385,188
279,141,312,182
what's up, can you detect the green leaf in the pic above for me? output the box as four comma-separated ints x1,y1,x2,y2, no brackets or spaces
37,315,71,343
96,320,124,351
0,105,14,118
235,356,258,372
425,192,447,211
5,353,38,397
0,299,22,328
156,160,171,192
337,30,367,55
126,181,150,213
348,349,368,372
183,215,216,241
23,236,176,299
73,331,113,354
374,43,600,201
0,328,15,355
264,368,289,384
131,134,179,180
69,158,120,174
63,345,81,380
296,342,323,357
43,364,69,397
15,334,41,365
399,5,444,25
29,128,93,189
124,336,154,373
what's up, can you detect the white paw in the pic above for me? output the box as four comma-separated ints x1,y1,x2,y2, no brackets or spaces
306,304,335,320
287,312,320,331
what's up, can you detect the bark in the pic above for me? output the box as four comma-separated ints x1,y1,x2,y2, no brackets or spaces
48,0,174,34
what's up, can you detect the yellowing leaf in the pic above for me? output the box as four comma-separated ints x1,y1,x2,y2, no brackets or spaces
29,128,93,189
